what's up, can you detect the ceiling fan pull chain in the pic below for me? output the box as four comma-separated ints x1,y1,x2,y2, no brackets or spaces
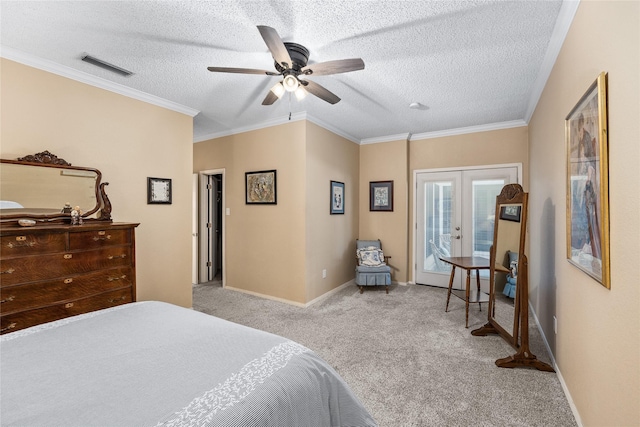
288,92,292,121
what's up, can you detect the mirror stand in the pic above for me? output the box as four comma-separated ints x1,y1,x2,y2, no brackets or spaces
471,184,554,372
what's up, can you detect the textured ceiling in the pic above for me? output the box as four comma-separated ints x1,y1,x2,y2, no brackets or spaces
1,1,569,143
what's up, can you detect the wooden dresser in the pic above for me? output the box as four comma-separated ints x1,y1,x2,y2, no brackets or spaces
1,222,138,334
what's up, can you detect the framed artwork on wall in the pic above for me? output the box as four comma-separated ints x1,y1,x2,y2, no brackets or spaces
369,180,393,212
147,177,172,204
499,205,522,222
245,169,277,204
330,181,345,215
565,71,610,288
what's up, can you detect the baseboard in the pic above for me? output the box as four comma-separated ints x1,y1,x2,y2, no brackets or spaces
304,280,355,307
529,302,583,427
223,280,357,309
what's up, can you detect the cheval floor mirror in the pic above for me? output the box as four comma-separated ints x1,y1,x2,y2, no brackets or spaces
472,184,554,371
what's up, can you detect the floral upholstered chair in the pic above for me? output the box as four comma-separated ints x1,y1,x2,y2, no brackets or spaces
355,239,392,294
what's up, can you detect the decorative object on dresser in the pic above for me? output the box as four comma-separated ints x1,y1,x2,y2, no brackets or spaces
0,151,138,334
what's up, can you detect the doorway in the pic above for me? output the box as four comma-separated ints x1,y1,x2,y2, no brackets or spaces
414,164,520,289
195,170,224,285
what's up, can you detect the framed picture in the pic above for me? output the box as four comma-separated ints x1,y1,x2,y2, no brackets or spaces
499,205,521,222
369,180,393,212
147,177,172,204
245,169,277,204
330,181,345,215
565,72,610,288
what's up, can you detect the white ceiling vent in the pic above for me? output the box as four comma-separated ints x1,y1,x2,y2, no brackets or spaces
81,54,134,76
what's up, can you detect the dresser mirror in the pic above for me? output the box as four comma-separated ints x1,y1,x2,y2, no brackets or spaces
472,184,553,371
0,151,111,224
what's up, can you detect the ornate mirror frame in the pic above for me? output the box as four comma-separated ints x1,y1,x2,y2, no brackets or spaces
472,184,553,371
0,151,112,225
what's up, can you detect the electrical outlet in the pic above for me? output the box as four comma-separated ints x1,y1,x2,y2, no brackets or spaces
553,316,557,334
322,269,327,279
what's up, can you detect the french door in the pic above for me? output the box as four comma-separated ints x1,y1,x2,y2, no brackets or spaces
415,165,519,289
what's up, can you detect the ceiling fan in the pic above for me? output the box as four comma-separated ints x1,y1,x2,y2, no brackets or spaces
207,25,364,105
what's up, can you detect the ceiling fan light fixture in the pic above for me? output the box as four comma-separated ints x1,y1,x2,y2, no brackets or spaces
283,74,299,92
295,86,307,101
270,82,285,98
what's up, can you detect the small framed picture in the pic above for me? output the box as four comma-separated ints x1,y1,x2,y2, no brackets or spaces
369,180,393,212
499,205,521,222
246,169,277,204
147,177,172,204
330,181,345,215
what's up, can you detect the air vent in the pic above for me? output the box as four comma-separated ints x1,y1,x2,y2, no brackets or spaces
81,54,134,76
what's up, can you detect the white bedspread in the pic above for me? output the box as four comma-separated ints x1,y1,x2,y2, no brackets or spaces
0,301,377,427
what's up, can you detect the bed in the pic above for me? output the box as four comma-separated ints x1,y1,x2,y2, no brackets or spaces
0,301,377,427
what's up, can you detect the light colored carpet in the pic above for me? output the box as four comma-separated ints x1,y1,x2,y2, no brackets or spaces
193,282,577,427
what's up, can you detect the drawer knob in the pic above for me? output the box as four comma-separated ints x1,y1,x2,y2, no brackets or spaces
63,254,73,259
109,296,126,304
1,322,17,333
1,268,15,275
108,254,127,260
64,278,73,284
107,275,127,282
93,235,111,241
1,295,16,304
64,302,74,309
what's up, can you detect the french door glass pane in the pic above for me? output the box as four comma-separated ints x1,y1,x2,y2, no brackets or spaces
471,179,505,277
423,181,452,273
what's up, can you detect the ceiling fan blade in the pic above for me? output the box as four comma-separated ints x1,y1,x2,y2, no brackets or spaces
207,66,279,75
261,90,280,105
301,58,364,76
303,80,341,104
257,25,292,69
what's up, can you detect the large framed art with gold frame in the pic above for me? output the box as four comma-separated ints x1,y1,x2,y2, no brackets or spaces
565,72,610,288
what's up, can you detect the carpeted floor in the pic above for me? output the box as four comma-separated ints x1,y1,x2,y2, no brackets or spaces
193,282,577,427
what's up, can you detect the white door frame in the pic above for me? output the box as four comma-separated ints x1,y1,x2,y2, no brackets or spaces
197,168,226,287
412,163,522,285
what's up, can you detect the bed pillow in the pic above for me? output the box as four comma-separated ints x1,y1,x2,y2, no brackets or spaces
357,246,385,266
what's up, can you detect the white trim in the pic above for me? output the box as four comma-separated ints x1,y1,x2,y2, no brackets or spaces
1,46,200,117
361,133,411,145
305,114,360,144
524,0,580,123
529,302,583,426
194,111,360,144
411,163,522,284
410,120,526,141
193,111,308,142
223,279,355,309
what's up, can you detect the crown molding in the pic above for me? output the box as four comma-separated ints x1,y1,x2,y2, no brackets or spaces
304,114,359,144
409,120,527,141
361,133,411,145
194,111,360,144
0,46,199,117
524,0,580,123
193,111,308,143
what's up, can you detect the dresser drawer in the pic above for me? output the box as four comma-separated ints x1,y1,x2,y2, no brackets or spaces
0,247,132,287
0,233,66,257
0,267,134,314
68,228,131,250
0,287,133,334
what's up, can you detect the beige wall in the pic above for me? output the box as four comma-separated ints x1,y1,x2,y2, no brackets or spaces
193,122,307,303
359,139,409,283
528,1,639,425
305,122,360,301
193,121,359,305
407,127,529,282
1,59,194,308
